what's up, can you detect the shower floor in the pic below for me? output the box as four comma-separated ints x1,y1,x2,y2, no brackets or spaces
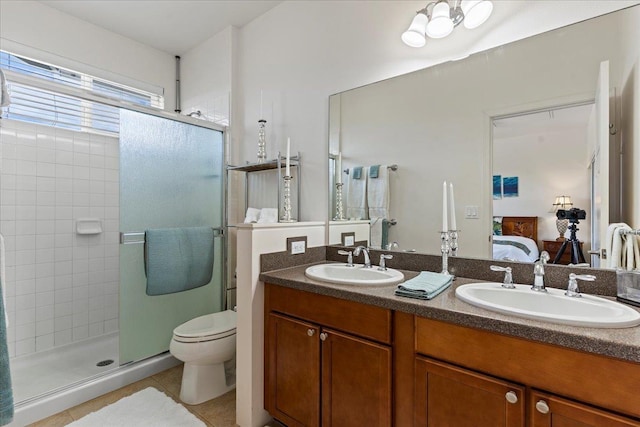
11,333,120,404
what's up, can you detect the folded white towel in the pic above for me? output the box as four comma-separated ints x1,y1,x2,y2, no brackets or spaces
257,208,278,223
624,233,640,270
346,167,368,220
244,207,261,223
0,69,10,108
370,217,384,249
605,223,628,269
367,165,390,219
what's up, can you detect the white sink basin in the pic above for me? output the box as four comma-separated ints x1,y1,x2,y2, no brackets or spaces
455,283,640,328
305,263,404,286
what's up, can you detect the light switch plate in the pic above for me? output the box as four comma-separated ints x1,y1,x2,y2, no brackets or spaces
465,205,479,219
291,240,306,254
341,232,356,246
287,236,307,255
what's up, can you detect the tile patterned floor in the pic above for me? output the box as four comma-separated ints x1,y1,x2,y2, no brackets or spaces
30,364,236,427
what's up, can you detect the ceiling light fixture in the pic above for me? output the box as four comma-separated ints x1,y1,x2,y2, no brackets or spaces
401,0,493,47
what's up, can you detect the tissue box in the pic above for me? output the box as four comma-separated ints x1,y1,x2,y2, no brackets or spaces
616,269,640,307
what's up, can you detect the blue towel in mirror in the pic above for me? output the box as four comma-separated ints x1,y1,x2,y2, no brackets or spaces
352,166,363,179
145,227,215,296
369,165,380,178
0,278,13,426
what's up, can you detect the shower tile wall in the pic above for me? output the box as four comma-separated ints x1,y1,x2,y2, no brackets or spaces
0,120,120,358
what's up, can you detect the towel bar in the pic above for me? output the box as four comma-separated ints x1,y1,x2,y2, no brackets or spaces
618,229,640,236
119,227,224,244
344,164,398,175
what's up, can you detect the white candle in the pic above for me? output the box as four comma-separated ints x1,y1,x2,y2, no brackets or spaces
286,137,291,176
442,181,448,232
336,152,342,184
449,182,457,231
260,90,263,118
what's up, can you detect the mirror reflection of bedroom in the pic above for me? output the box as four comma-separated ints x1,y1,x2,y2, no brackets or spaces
492,103,595,265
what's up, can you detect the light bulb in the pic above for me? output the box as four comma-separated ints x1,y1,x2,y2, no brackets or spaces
426,2,454,39
461,0,493,29
402,12,428,47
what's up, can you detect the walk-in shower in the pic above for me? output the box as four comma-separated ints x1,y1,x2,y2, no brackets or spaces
0,104,226,425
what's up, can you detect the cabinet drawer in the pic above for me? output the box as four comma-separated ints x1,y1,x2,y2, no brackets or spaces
415,317,640,419
265,283,392,344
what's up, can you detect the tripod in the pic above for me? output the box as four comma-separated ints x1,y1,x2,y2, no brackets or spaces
553,221,586,264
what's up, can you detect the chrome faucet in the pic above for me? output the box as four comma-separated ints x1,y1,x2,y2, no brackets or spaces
531,251,550,292
566,273,596,297
490,265,514,289
353,245,372,268
337,250,354,267
378,254,393,271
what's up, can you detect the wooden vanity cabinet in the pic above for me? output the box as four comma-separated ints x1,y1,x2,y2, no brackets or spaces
413,317,640,427
415,356,525,427
530,390,640,427
264,283,392,427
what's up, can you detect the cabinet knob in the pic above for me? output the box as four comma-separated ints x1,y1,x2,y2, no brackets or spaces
307,328,315,337
505,391,518,404
535,400,550,414
320,332,328,341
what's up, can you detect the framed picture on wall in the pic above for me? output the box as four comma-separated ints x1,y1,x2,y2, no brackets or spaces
493,175,502,200
503,176,519,198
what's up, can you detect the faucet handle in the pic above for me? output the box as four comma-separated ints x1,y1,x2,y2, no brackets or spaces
540,251,550,264
566,273,596,297
338,250,354,267
378,254,393,271
490,265,514,288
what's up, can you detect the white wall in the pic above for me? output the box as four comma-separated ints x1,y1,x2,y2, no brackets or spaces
619,7,640,228
493,127,591,249
180,26,234,124
0,0,175,112
233,1,640,225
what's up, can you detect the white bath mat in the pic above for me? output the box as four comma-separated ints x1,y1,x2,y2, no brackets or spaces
66,387,205,427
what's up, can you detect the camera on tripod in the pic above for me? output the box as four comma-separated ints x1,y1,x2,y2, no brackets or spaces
556,208,586,222
553,208,587,264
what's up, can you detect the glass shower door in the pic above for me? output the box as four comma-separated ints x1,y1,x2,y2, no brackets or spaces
119,109,224,364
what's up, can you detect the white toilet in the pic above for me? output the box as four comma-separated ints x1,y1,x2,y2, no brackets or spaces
170,309,237,405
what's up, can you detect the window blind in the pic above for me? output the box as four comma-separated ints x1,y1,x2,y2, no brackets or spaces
1,50,165,135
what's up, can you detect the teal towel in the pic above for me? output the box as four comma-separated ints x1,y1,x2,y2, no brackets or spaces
369,165,380,178
145,227,215,296
352,167,363,180
395,271,452,300
381,219,389,250
0,279,13,426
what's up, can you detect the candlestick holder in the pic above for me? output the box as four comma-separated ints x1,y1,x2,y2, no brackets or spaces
333,182,346,221
280,175,297,222
257,119,267,163
449,230,459,257
440,231,452,276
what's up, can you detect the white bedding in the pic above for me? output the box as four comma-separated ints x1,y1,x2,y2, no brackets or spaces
492,235,539,262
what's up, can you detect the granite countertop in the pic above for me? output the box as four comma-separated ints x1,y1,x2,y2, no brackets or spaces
260,262,640,363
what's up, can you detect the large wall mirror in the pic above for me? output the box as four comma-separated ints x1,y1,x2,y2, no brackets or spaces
328,5,639,268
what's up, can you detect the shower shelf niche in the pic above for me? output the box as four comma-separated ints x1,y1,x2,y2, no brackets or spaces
76,218,103,235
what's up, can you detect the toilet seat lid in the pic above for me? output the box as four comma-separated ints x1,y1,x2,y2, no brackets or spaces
173,310,236,340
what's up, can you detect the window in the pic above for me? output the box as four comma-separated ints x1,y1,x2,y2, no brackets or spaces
1,50,164,134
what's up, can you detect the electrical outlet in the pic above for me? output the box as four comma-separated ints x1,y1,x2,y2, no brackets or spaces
344,235,355,246
291,240,306,254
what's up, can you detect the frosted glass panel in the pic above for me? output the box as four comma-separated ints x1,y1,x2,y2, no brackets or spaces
119,109,224,364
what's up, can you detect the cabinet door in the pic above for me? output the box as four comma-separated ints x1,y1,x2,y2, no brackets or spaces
415,356,525,427
531,390,640,427
321,328,391,427
266,313,321,427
